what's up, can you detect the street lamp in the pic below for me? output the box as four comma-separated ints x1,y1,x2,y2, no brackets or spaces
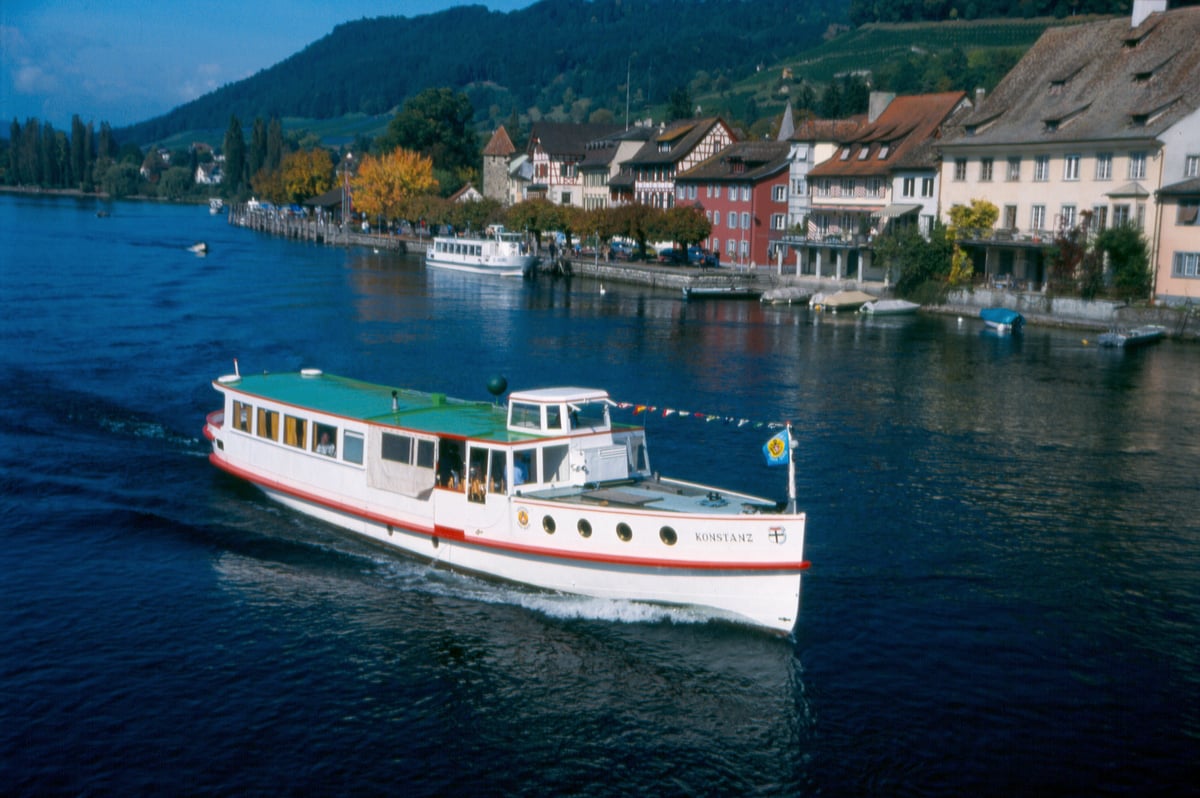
342,152,353,240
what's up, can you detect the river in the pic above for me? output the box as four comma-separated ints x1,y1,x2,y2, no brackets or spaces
1,192,1197,795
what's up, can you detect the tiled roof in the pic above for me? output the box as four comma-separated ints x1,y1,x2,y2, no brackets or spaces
1157,176,1200,197
483,126,516,157
624,117,732,166
528,122,625,156
677,141,790,182
809,92,968,178
945,6,1200,147
789,117,865,142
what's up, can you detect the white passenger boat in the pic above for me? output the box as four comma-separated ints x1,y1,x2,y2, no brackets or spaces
425,225,537,276
204,368,809,633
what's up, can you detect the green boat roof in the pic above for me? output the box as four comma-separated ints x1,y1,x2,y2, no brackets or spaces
215,370,635,443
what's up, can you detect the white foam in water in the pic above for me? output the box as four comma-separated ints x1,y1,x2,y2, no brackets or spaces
379,559,712,627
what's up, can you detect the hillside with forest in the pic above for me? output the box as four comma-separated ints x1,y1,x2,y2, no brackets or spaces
120,0,846,145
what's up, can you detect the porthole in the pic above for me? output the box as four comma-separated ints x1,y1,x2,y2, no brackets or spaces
543,515,557,534
659,526,677,546
616,522,633,542
577,519,592,538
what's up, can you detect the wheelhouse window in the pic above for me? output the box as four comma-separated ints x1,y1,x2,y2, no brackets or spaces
510,402,540,429
314,423,337,456
256,408,279,441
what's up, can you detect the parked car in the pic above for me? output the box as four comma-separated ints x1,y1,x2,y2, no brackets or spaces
688,246,718,267
657,247,687,264
608,241,632,260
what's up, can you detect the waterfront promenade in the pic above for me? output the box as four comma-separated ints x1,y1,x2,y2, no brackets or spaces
226,204,1197,341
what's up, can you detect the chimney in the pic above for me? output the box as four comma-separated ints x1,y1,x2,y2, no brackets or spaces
1131,0,1167,27
868,92,895,123
974,87,986,107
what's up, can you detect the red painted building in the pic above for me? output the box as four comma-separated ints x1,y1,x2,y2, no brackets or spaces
675,141,791,268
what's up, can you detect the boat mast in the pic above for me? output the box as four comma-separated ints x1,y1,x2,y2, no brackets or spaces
786,422,797,514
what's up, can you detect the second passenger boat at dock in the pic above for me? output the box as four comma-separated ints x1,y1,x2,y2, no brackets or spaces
425,225,538,277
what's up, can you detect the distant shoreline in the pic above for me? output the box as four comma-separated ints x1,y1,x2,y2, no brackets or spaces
0,185,210,205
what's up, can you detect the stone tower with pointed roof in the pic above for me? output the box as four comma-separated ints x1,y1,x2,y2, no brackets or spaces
482,126,517,203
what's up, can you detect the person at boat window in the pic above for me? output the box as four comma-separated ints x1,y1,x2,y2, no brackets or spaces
438,443,462,489
316,431,336,457
468,468,485,503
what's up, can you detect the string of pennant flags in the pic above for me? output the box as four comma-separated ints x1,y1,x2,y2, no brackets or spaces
609,401,789,431
609,401,795,467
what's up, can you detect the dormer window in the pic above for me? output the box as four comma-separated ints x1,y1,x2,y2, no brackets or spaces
878,143,890,159
858,147,870,160
658,141,671,153
1049,80,1066,95
840,147,851,161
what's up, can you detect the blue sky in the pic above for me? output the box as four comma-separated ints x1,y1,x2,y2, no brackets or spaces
1,1,535,130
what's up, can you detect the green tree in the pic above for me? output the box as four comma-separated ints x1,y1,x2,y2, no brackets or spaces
667,86,693,122
222,115,246,196
875,221,955,300
267,116,284,172
377,88,479,191
158,166,193,200
99,162,141,198
659,204,711,251
248,117,267,180
1095,225,1152,301
947,199,998,285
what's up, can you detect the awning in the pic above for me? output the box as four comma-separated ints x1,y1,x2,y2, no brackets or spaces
872,203,922,219
810,204,883,214
1107,181,1150,198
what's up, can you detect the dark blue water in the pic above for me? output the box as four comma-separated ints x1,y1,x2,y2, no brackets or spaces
2,193,1198,796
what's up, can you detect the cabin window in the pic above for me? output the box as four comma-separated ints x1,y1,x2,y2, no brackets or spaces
660,526,678,546
256,408,279,441
616,522,633,542
467,447,489,503
489,450,507,494
314,423,338,457
513,449,535,488
232,401,252,432
343,431,364,464
416,439,435,469
578,519,592,538
541,444,570,483
546,405,563,430
381,432,412,464
283,415,307,448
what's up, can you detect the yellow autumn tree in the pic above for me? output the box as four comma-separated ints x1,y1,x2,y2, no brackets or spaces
280,149,335,204
351,148,439,223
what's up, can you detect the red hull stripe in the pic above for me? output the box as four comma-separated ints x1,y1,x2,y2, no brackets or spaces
208,452,810,573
